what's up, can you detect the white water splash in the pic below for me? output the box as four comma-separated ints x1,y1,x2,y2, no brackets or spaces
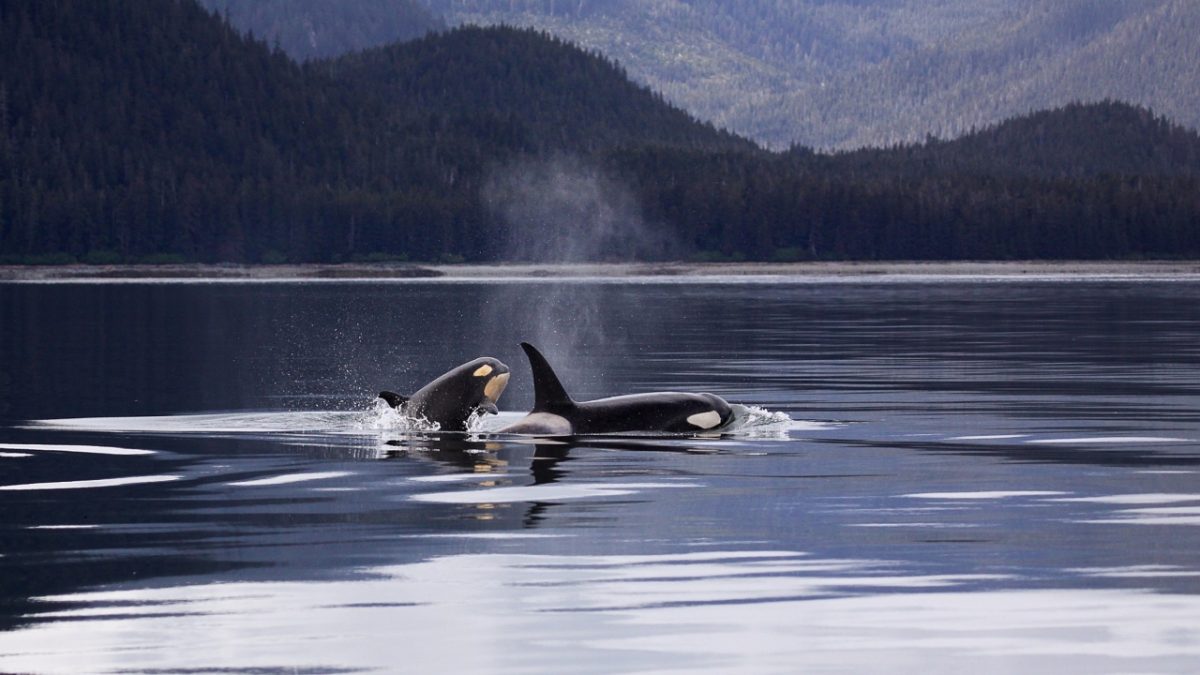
361,398,443,433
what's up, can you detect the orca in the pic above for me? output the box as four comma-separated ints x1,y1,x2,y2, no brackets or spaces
500,342,734,435
379,357,510,432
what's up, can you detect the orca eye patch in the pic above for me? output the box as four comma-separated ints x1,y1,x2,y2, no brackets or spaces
473,364,494,377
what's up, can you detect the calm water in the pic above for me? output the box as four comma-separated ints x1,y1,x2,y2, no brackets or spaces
2,277,1199,673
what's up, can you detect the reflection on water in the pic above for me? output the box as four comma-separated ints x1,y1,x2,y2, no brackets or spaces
9,550,1200,667
2,279,1200,672
5,551,1200,674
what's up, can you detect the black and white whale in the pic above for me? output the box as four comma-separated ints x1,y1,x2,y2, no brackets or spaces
379,357,510,431
500,343,734,435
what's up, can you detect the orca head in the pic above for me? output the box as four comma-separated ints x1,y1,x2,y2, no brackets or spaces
459,356,511,416
465,357,508,415
381,356,511,429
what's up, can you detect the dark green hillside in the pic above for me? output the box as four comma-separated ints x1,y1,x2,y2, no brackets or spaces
611,102,1200,261
322,26,752,153
0,0,340,261
0,0,746,264
0,0,479,262
196,0,443,61
1,0,1197,265
830,102,1200,179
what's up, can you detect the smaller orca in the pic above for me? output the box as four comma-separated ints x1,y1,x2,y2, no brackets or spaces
380,357,510,431
500,342,734,435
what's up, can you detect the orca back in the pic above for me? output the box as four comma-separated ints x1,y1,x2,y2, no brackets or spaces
521,342,575,413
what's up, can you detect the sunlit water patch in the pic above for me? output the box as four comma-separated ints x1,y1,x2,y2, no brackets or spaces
905,491,1069,500
29,411,371,436
1028,436,1193,445
0,442,155,456
0,474,181,492
226,471,356,487
1051,494,1200,505
2,551,1198,674
410,480,699,504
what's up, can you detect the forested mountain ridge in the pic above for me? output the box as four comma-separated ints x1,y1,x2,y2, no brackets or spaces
423,0,1200,150
195,0,444,61
826,102,1200,179
0,0,332,260
800,0,1200,151
610,100,1200,263
1,0,1198,265
318,26,752,154
0,0,745,264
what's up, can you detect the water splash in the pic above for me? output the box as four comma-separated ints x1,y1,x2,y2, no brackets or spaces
358,401,510,436
360,398,441,433
731,404,794,432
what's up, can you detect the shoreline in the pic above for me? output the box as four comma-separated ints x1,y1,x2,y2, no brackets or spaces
3,260,1200,282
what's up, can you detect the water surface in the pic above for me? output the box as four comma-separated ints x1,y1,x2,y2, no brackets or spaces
1,278,1199,673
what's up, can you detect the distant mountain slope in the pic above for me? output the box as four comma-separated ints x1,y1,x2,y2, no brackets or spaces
0,0,750,264
0,0,334,260
322,26,752,153
1036,0,1200,143
2,0,1197,266
424,0,1199,150
607,101,1200,262
796,0,1200,150
195,0,443,60
828,102,1200,179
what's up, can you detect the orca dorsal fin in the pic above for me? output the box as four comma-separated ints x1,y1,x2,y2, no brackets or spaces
378,390,409,408
520,342,574,412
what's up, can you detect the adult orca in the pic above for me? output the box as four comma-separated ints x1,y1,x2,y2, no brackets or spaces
379,357,510,431
500,343,734,435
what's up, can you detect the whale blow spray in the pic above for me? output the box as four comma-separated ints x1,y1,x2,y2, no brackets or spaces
483,155,675,263
482,155,674,403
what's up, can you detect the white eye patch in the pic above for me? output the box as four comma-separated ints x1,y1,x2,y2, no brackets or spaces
473,364,494,377
686,410,723,429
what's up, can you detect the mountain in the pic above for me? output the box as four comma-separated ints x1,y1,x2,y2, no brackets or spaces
0,0,329,261
320,26,752,153
613,100,1200,262
423,0,1200,150
195,0,444,61
829,101,1200,179
0,0,747,265
1,0,1197,266
795,0,1200,150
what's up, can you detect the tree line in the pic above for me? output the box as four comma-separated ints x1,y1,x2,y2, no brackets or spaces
1,0,1197,264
